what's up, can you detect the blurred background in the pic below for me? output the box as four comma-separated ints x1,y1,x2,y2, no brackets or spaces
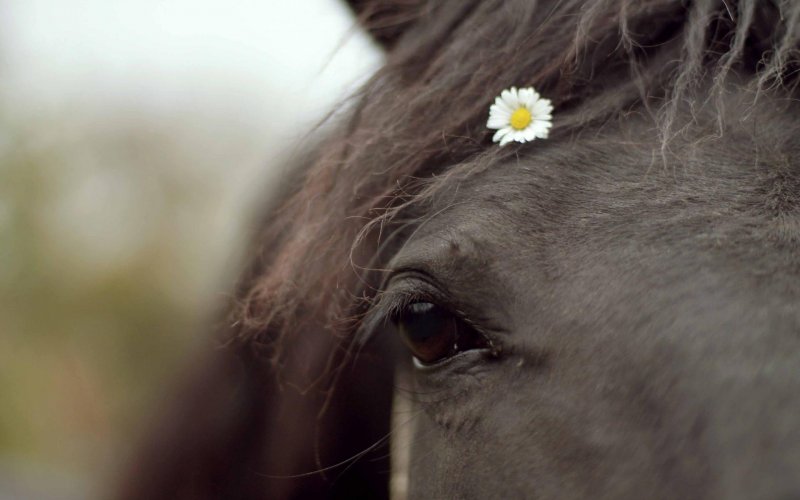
0,1,381,497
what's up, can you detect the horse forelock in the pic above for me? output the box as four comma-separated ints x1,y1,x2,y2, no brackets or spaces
234,0,800,370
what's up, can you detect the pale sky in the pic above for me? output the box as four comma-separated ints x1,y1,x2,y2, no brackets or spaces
0,0,383,134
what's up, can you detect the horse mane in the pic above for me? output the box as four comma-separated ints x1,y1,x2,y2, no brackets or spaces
234,0,800,367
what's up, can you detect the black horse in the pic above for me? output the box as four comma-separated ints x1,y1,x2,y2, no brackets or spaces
120,1,800,498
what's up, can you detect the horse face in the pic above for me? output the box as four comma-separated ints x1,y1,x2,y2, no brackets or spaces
381,92,800,498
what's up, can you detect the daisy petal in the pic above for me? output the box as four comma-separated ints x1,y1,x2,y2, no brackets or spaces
487,114,510,129
500,88,519,108
532,121,551,138
499,133,515,147
494,97,515,114
518,88,534,106
488,105,512,119
523,127,538,141
532,98,553,117
492,127,511,143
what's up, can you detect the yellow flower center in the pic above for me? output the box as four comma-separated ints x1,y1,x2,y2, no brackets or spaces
510,107,532,130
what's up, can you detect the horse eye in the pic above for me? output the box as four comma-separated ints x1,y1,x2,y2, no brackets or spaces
393,302,488,365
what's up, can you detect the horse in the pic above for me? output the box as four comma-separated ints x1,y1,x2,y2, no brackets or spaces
119,1,800,498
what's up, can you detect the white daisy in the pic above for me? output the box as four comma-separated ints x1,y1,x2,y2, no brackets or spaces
487,86,553,147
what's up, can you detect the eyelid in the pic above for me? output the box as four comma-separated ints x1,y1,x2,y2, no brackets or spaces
379,273,446,321
379,266,438,293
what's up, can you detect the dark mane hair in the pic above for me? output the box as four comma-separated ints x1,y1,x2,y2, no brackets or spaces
236,0,800,361
120,2,800,498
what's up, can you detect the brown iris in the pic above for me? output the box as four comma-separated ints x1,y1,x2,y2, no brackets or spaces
394,302,488,365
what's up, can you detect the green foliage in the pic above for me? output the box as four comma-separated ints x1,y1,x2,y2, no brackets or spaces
0,106,253,494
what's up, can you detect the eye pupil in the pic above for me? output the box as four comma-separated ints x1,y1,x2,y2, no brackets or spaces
394,301,486,365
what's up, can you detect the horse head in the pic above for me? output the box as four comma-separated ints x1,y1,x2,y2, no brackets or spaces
121,2,800,498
